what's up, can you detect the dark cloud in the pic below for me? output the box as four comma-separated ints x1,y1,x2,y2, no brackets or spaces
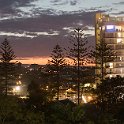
118,11,124,15
51,0,61,3
0,0,100,59
52,1,68,6
0,11,96,32
113,1,124,5
70,1,77,6
0,0,36,15
0,11,96,57
51,0,77,6
112,11,124,15
0,0,35,8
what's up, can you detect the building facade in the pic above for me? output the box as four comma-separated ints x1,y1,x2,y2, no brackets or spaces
95,13,124,78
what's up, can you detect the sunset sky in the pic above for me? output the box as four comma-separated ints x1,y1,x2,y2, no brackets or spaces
0,0,124,64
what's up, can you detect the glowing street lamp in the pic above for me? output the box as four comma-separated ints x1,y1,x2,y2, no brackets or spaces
13,86,21,95
15,86,21,92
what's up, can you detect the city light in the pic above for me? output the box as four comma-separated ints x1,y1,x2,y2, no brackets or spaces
82,95,87,103
13,86,21,94
15,86,21,91
87,96,92,101
109,63,113,68
16,81,22,85
117,38,122,43
118,32,121,37
106,25,115,30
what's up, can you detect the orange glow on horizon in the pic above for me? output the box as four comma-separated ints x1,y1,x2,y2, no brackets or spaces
13,57,95,66
14,57,51,65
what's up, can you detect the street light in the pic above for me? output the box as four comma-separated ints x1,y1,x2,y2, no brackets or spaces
15,86,21,91
13,86,21,95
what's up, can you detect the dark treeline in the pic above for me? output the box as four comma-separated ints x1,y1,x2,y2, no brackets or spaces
0,29,123,124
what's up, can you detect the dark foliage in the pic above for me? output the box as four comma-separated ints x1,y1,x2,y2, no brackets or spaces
27,80,53,110
0,38,16,96
0,95,44,124
95,76,124,112
47,44,66,100
92,39,116,81
66,28,91,104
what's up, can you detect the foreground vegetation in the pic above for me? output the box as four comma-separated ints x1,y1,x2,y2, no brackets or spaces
0,94,123,124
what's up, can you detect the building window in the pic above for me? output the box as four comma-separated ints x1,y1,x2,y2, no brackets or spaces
121,69,122,74
117,38,122,43
109,63,113,68
115,26,121,31
109,75,112,78
118,32,121,37
102,26,105,30
106,25,115,32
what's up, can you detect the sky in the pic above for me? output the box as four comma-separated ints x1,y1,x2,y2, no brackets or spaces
0,0,124,65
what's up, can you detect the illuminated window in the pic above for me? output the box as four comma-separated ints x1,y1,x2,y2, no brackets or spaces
84,83,90,87
106,25,115,32
99,27,102,30
106,25,114,29
109,63,113,68
118,32,121,37
117,38,122,43
116,26,121,31
109,75,112,78
121,69,122,73
102,26,105,30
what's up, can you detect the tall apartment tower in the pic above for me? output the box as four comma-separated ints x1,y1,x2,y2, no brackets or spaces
95,13,124,79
